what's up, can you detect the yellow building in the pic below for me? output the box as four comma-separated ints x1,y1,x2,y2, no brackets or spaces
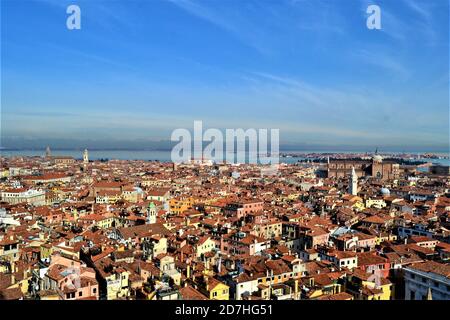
16,273,31,295
348,271,393,300
287,192,301,200
142,179,171,188
351,201,365,211
169,197,194,214
199,195,223,206
40,243,53,261
96,216,117,229
104,270,130,300
257,272,292,287
1,169,9,178
375,233,397,245
122,187,141,203
253,221,282,239
77,214,117,230
0,235,21,262
95,190,122,204
196,236,216,258
359,283,391,300
342,195,365,211
205,277,229,300
2,276,29,296
361,278,392,300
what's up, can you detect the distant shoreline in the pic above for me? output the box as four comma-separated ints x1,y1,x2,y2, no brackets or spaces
1,148,449,155
1,149,449,165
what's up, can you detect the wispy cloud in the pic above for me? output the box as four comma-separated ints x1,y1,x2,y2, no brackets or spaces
234,70,447,145
43,42,135,70
353,49,411,79
401,0,438,46
288,0,347,35
403,0,431,21
167,0,348,56
167,0,271,54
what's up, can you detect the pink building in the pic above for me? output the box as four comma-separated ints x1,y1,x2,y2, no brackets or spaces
225,200,264,219
44,254,99,300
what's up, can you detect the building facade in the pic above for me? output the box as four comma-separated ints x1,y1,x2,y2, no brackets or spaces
328,155,399,181
1,188,46,206
404,261,450,300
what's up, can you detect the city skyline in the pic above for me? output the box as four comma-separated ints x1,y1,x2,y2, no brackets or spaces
1,0,449,150
1,0,450,305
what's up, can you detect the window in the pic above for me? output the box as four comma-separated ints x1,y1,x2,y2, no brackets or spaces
79,292,82,297
93,288,97,294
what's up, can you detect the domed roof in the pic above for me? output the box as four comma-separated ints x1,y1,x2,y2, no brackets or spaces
373,155,383,162
380,187,390,195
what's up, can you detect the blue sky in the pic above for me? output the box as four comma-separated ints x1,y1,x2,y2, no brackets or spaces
1,0,449,150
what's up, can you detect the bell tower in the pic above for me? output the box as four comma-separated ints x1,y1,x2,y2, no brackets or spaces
349,166,358,196
45,146,51,158
147,202,157,224
83,149,89,166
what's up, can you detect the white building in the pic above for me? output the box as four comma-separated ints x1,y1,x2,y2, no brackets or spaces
404,261,450,300
1,188,46,206
0,208,20,226
9,167,32,177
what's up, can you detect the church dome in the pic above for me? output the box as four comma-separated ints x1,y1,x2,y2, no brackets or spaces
373,155,383,163
380,187,390,195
